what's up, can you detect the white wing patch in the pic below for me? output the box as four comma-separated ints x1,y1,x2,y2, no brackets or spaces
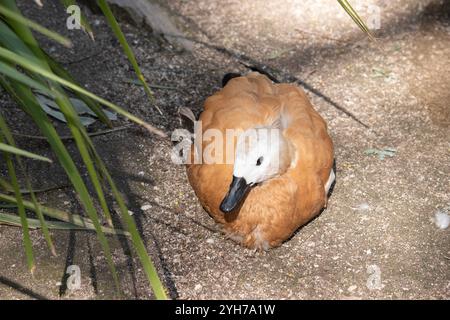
325,169,335,195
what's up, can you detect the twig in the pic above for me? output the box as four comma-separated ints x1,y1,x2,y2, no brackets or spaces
62,50,104,65
2,184,71,195
20,185,71,195
123,79,178,90
12,125,132,141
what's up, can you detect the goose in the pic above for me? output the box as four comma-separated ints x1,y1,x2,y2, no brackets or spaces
184,72,335,250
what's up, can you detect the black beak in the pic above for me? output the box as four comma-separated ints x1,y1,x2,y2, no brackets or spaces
220,176,251,214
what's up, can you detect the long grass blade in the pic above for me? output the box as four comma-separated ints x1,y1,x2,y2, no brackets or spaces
0,212,87,230
337,0,375,40
96,0,162,115
0,14,111,128
0,47,166,137
0,61,53,96
0,2,71,47
0,142,52,162
0,138,35,273
0,193,130,236
0,112,56,254
53,91,114,227
0,18,110,128
0,80,122,291
0,19,44,66
83,133,168,299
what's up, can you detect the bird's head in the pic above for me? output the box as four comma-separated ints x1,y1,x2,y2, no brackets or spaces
220,117,293,213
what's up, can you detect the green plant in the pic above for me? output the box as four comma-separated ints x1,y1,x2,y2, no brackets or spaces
0,0,167,299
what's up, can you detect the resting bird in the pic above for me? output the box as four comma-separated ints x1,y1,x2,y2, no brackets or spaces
185,72,334,250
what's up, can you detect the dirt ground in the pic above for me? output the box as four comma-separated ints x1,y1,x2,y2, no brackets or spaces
0,0,449,299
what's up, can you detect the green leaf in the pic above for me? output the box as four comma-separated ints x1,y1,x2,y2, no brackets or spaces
0,137,35,273
0,47,167,137
34,92,117,126
0,193,130,236
42,52,113,127
0,80,121,292
0,61,53,96
0,142,52,162
83,133,168,299
0,2,71,47
0,212,85,230
364,147,396,160
0,111,56,255
96,0,163,115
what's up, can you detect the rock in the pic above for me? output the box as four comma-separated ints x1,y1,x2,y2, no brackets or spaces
348,285,357,292
140,204,152,211
434,210,450,230
194,284,202,291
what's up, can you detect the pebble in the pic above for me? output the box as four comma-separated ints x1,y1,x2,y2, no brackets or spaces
140,204,152,211
348,285,357,292
194,284,202,291
434,211,450,230
355,203,370,211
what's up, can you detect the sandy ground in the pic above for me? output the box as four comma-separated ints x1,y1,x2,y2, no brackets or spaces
0,0,449,299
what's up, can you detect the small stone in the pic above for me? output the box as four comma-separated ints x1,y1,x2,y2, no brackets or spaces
140,204,152,211
434,211,450,230
128,210,134,216
355,203,370,211
206,238,214,244
194,284,202,291
348,285,357,292
56,282,62,286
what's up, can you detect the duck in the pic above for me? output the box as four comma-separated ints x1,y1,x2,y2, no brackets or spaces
184,72,335,250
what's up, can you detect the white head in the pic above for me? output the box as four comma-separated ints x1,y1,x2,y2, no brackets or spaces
233,126,289,185
220,117,292,213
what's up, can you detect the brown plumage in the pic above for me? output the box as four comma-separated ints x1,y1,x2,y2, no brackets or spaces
187,72,334,249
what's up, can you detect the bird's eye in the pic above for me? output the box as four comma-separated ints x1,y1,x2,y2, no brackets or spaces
256,156,264,166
